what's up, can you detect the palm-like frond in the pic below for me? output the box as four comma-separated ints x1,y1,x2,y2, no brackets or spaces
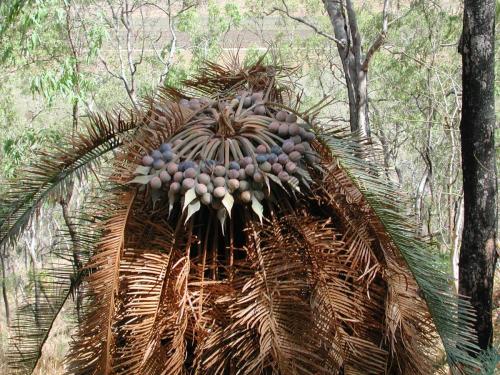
67,190,136,374
0,111,138,252
4,60,485,375
5,198,100,374
319,134,482,372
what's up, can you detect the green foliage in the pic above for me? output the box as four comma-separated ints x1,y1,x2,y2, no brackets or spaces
2,128,62,177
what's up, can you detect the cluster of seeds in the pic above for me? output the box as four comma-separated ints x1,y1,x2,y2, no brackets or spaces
132,91,319,218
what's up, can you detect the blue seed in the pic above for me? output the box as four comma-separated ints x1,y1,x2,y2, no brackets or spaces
229,161,240,170
271,145,282,155
159,143,172,152
256,154,267,163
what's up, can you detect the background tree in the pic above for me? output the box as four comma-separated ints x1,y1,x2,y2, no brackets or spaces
458,0,497,351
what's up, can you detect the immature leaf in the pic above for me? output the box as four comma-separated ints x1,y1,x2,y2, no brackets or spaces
183,187,197,212
168,190,177,217
221,193,234,218
134,165,152,175
185,200,201,224
251,195,264,224
287,176,301,192
217,207,227,234
128,175,154,185
267,173,285,190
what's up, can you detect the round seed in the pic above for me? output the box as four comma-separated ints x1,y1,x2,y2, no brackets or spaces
167,162,178,175
170,182,181,193
240,190,251,203
195,183,208,196
214,165,226,177
198,173,211,185
276,111,287,121
150,176,162,190
213,176,226,187
159,170,171,183
173,171,183,182
184,167,197,179
213,186,227,198
153,159,165,170
142,155,154,166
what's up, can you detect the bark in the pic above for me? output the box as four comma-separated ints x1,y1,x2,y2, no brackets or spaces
458,0,497,350
1,253,10,325
322,0,389,137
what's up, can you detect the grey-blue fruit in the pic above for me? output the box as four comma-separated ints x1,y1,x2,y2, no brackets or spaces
159,143,172,152
268,153,278,164
159,170,171,183
289,151,301,162
201,192,212,205
305,132,316,141
153,159,165,169
167,162,178,175
278,171,290,182
227,179,240,191
282,141,294,154
276,111,287,121
245,164,255,176
162,151,174,161
198,173,211,185
278,153,289,165
195,183,208,196
253,172,264,183
238,168,246,180
271,145,282,155
260,161,272,173
228,169,240,179
256,154,267,163
170,182,181,193
286,113,298,123
182,178,195,190
214,165,226,177
240,190,251,203
278,124,289,137
213,176,226,187
173,171,183,182
285,161,297,173
213,186,227,198
150,176,162,190
152,150,162,160
239,180,250,191
184,168,197,179
142,155,154,166
272,163,283,175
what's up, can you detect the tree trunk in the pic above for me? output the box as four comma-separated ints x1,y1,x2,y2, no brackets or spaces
1,253,10,325
458,0,497,350
322,0,371,137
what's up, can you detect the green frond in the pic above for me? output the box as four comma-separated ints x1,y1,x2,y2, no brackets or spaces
5,204,98,374
320,133,484,374
0,110,138,252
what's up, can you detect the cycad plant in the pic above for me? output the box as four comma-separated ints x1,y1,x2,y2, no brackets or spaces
1,60,484,374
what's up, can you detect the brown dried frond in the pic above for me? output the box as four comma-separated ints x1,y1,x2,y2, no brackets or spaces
67,190,136,374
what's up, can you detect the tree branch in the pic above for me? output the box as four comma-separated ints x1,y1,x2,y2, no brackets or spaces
362,0,390,71
273,1,345,46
